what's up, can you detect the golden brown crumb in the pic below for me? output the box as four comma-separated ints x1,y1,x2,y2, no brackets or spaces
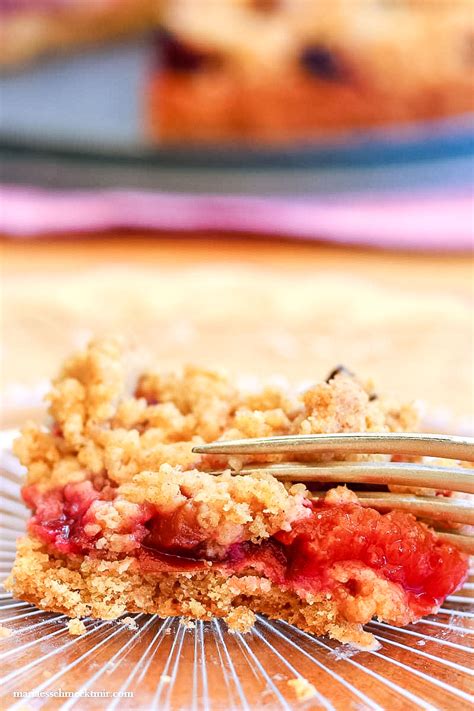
120,616,138,630
66,618,86,636
287,677,317,701
225,606,256,633
0,625,12,638
180,618,196,629
13,338,416,493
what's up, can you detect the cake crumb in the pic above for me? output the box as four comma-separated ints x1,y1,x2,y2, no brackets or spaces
0,625,12,638
287,677,317,701
225,606,256,633
180,618,196,629
120,616,138,630
67,618,86,636
161,674,172,684
330,644,364,661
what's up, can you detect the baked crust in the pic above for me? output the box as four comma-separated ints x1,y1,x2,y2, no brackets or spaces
151,70,474,142
9,535,414,649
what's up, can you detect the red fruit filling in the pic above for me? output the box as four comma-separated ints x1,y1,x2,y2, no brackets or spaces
23,481,151,555
275,502,468,615
23,483,467,617
23,481,102,555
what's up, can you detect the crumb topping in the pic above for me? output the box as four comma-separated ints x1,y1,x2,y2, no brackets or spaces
14,337,418,491
224,606,256,633
287,677,317,701
66,618,86,636
119,616,138,630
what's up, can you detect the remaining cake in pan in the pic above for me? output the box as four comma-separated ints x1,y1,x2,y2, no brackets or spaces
0,0,154,68
6,340,468,649
149,0,474,141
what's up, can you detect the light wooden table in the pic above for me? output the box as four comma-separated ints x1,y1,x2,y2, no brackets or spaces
2,233,473,429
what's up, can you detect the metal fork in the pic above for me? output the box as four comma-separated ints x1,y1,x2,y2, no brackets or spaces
193,433,474,554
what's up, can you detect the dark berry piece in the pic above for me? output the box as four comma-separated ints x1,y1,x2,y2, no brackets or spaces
325,365,354,383
300,45,346,81
158,29,214,72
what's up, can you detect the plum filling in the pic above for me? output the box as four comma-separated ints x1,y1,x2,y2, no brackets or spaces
275,504,468,615
299,45,348,82
23,481,102,555
156,30,220,73
22,483,468,618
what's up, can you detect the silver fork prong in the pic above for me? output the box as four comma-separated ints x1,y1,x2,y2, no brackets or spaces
310,491,474,525
234,462,474,494
434,532,474,555
193,432,474,462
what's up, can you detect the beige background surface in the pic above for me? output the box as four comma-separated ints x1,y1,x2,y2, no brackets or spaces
1,234,473,430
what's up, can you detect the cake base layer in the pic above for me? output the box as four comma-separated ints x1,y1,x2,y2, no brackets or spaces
151,70,474,142
6,535,434,649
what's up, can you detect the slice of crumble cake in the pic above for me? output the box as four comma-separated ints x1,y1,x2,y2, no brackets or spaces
6,339,468,649
149,0,474,142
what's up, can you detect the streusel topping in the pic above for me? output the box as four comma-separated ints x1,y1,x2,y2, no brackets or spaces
14,338,418,494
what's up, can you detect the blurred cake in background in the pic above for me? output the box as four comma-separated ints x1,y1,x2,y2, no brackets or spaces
149,0,474,142
0,0,154,68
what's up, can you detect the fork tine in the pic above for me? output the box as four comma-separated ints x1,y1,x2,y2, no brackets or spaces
310,491,474,525
193,432,474,461
434,532,474,555
235,462,474,494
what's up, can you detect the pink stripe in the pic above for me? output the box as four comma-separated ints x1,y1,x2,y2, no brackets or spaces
1,186,473,250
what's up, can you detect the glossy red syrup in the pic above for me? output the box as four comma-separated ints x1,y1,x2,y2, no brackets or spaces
23,484,467,615
145,502,209,554
22,482,151,555
23,481,102,554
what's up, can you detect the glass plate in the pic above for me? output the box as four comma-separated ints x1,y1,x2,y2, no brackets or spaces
1,40,473,194
1,429,472,710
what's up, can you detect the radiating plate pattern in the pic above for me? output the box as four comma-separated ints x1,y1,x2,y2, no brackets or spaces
1,429,473,710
